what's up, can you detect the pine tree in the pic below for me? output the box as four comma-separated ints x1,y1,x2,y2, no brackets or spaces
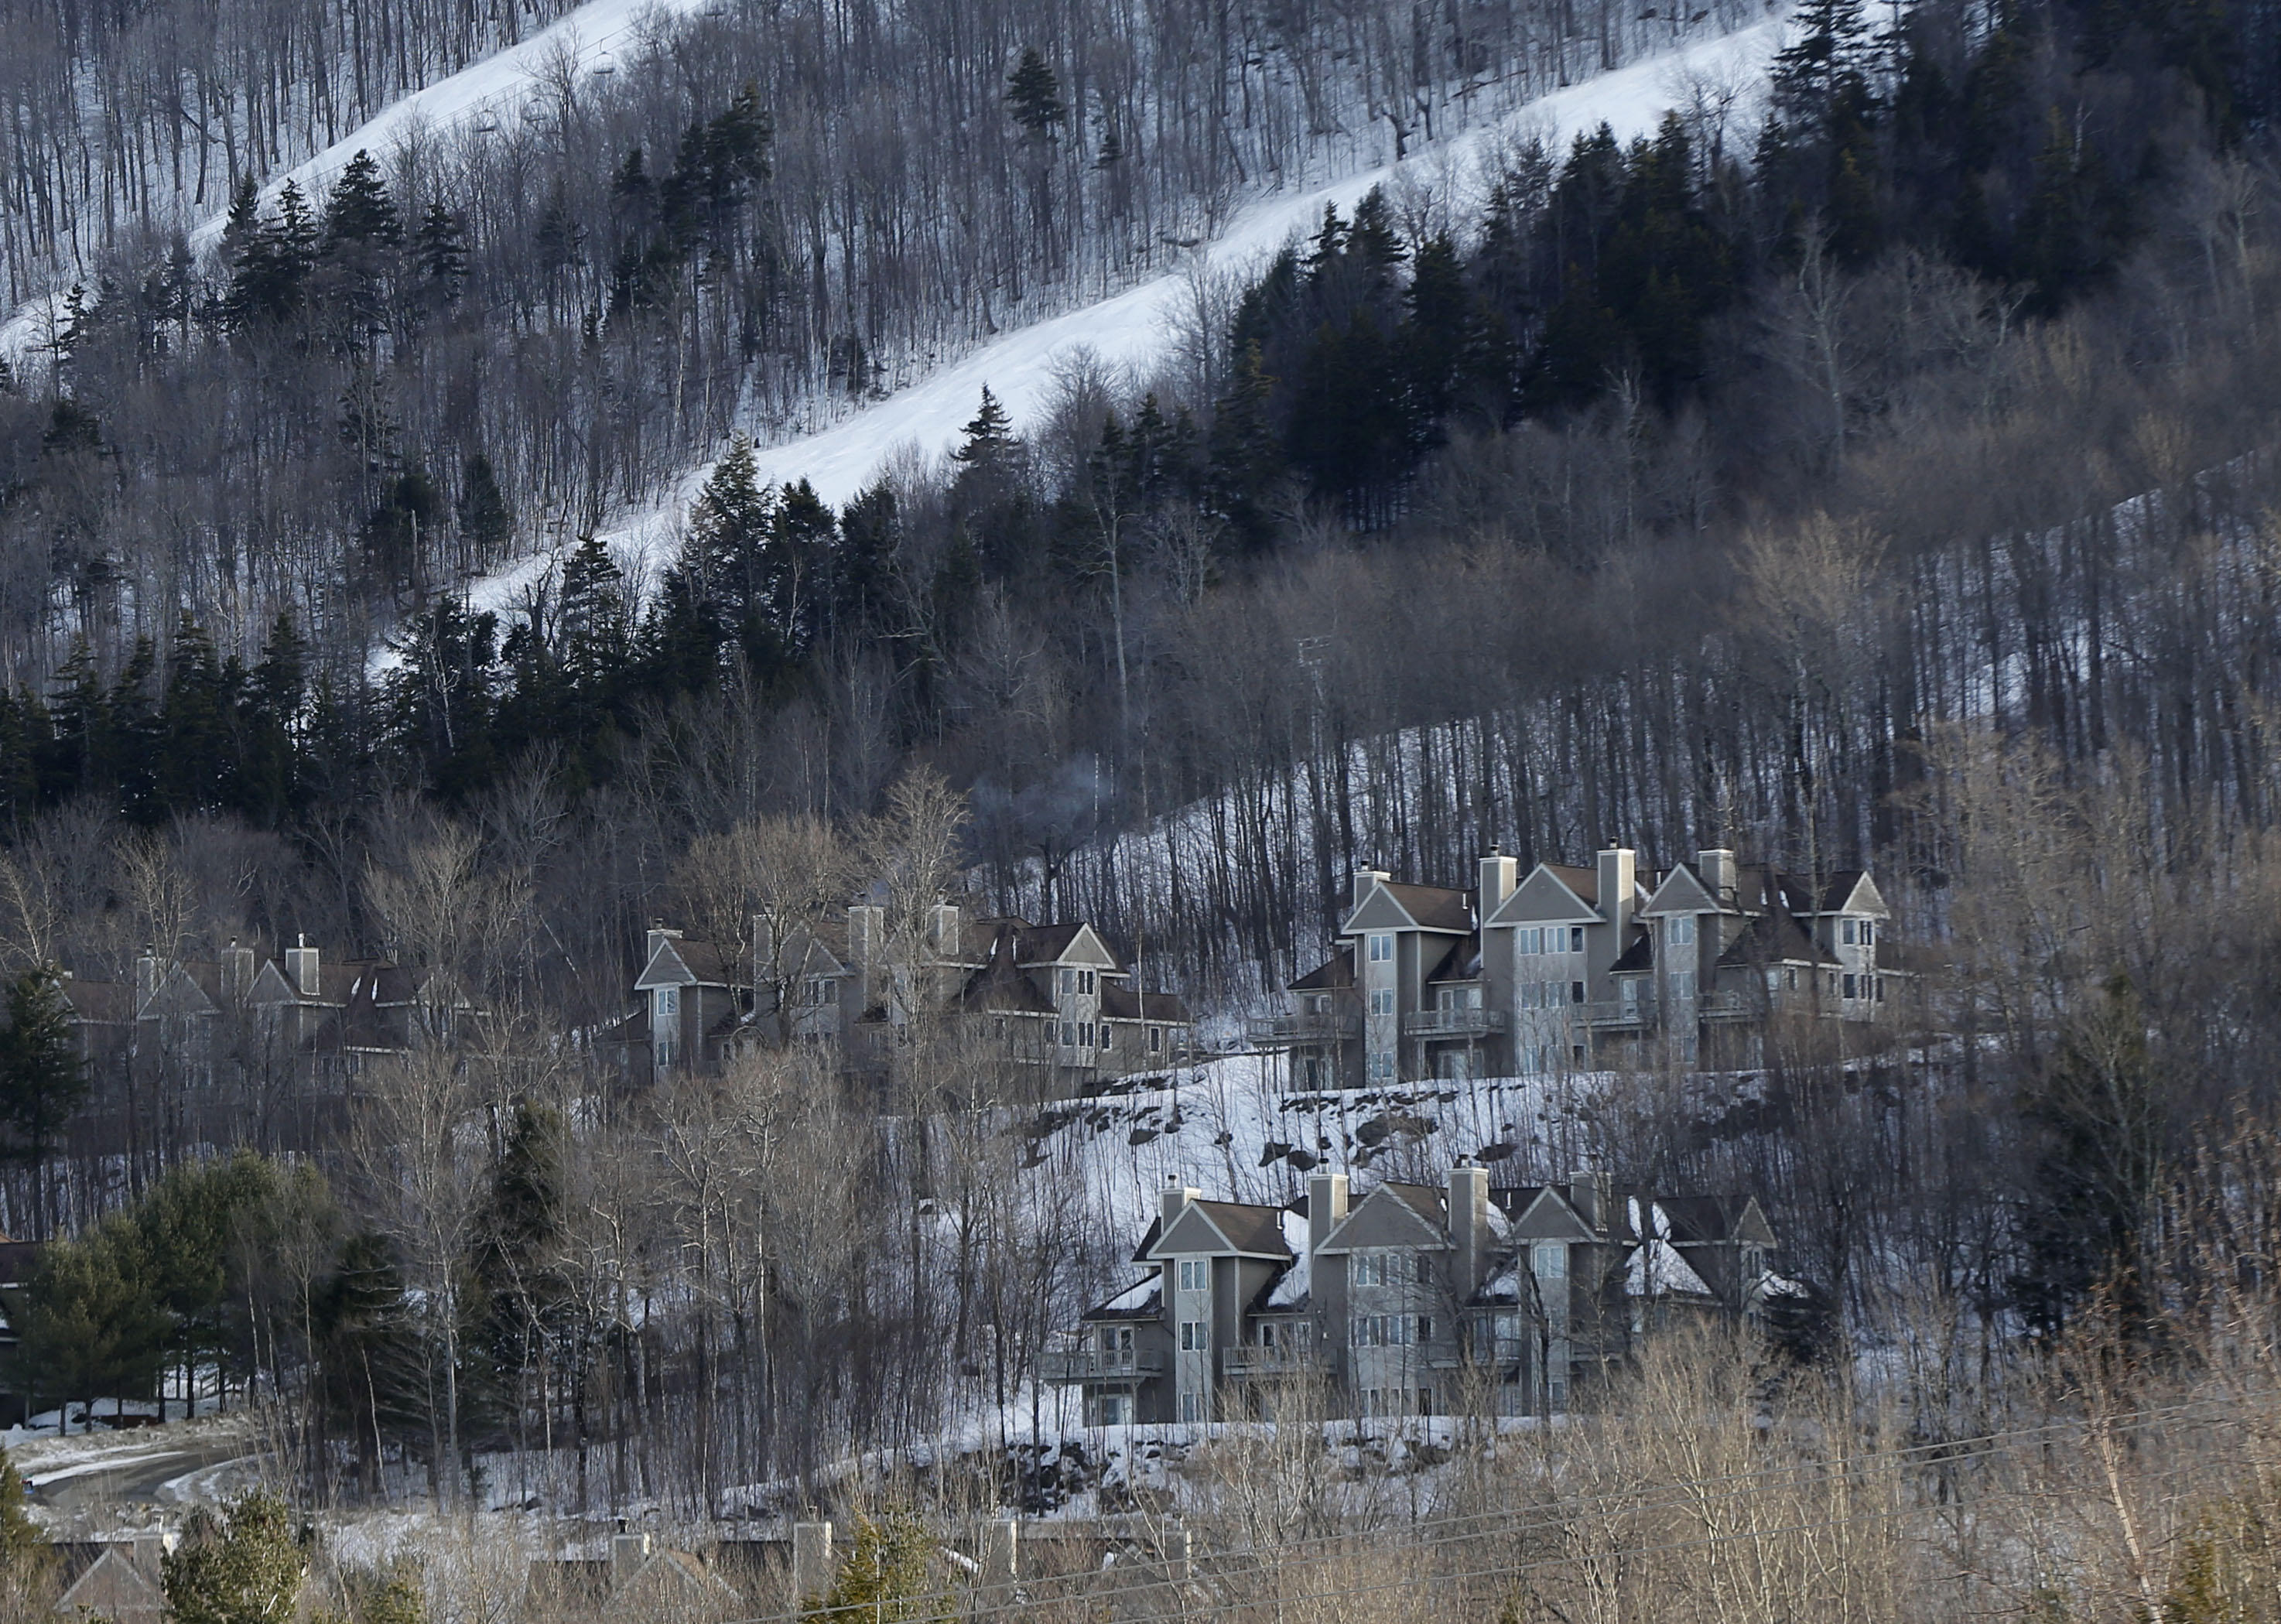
1766,0,1874,145
1206,341,1284,552
1005,49,1066,138
0,1441,50,1577
809,1510,932,1621
415,202,469,300
0,966,87,1236
454,452,513,569
323,151,401,251
9,1222,166,1426
163,1493,306,1624
952,387,1019,470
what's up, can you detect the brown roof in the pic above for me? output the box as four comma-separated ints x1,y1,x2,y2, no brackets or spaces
1380,1182,1448,1228
1377,882,1473,933
59,977,131,1023
1191,1199,1294,1258
1541,863,1599,905
1424,937,1483,983
959,962,1057,1014
1289,948,1356,992
1715,913,1835,968
1100,986,1189,1023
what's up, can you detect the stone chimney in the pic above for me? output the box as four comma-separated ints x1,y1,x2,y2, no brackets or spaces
1351,867,1391,911
134,946,160,1007
1307,1170,1349,1253
1161,1178,1199,1236
1448,1161,1489,1293
1695,848,1737,905
929,901,961,961
286,934,320,998
610,1531,651,1584
1478,850,1518,919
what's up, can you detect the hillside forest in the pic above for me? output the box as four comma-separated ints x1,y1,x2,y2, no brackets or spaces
2,0,2281,1607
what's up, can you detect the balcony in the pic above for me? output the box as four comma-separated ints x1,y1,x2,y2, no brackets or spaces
1402,1007,1508,1038
1040,1346,1164,1382
1585,997,1656,1029
1222,1342,1328,1377
1247,1010,1362,1046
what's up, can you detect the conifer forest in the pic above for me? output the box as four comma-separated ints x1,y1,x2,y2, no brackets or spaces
9,0,2281,1615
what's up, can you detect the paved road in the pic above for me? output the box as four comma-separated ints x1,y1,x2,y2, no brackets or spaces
27,1434,255,1516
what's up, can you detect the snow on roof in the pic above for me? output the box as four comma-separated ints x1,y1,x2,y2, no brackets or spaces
1087,1276,1162,1318
1625,1197,1715,1297
1260,1209,1313,1310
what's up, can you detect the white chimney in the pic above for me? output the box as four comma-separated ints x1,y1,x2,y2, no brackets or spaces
1351,867,1390,910
1595,848,1636,981
1448,1162,1489,1292
134,946,160,1007
1307,1171,1349,1253
644,921,682,963
930,901,961,960
1478,850,1518,918
1568,1167,1609,1234
286,934,320,998
1695,849,1737,904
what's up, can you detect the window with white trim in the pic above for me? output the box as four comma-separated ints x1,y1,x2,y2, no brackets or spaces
1180,1320,1206,1351
1533,1243,1568,1280
1178,1259,1207,1291
1669,915,1696,946
1367,933,1394,962
1369,987,1396,1015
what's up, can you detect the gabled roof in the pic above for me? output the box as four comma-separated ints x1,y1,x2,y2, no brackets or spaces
1342,878,1473,935
55,1549,164,1622
959,961,1057,1014
1289,949,1356,992
1099,985,1189,1022
1609,928,1653,974
1814,870,1886,916
1011,921,1123,970
1643,1194,1778,1247
58,977,131,1024
1502,1186,1599,1242
1082,1275,1164,1320
1149,1198,1294,1260
634,935,743,991
1715,913,1835,968
1485,863,1600,926
1318,1182,1450,1252
1641,863,1721,915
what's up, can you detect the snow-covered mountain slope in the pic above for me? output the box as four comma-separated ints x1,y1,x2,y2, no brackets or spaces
0,0,708,369
426,15,1783,634
745,19,1782,508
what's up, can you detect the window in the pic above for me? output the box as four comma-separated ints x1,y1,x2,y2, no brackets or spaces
1621,979,1640,1005
1571,980,1586,1004
1259,1322,1277,1347
1669,916,1696,946
1178,1260,1206,1291
1099,1024,1113,1050
1842,918,1858,945
1418,1387,1435,1416
1180,1320,1206,1351
1417,1315,1433,1343
1876,976,1886,1002
1520,927,1541,955
1786,967,1799,990
1062,1022,1076,1046
1766,969,1781,992
1079,1022,1094,1048
1520,982,1540,1010
1533,1243,1568,1280
1671,972,1696,999
1368,933,1394,962
1079,969,1096,993
1862,921,1876,946
1180,1392,1201,1423
1370,1051,1396,1080
1368,987,1396,1015
655,986,679,1017
1099,1394,1128,1426
1842,974,1857,1000
1418,1253,1435,1284
994,1017,1007,1037
1059,968,1075,993
1570,926,1586,952
1150,1027,1163,1052
654,1041,672,1070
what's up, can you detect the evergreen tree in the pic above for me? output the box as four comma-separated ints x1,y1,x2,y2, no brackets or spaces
0,966,87,1235
952,386,1020,470
414,202,469,301
1206,340,1284,552
6,1221,166,1427
0,1441,50,1578
455,451,514,568
1005,49,1066,138
323,151,401,251
162,1492,305,1624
